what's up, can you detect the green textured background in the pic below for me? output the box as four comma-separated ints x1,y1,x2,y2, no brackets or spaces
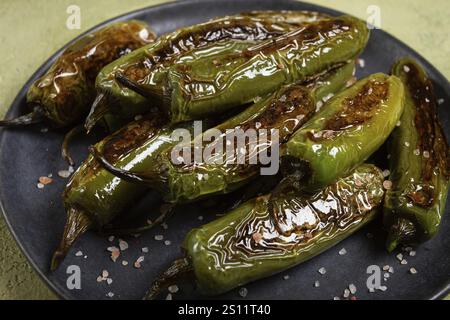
0,0,449,300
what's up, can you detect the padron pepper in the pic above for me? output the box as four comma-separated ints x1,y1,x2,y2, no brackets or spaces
51,114,214,270
87,11,330,130
119,15,369,124
281,73,405,192
91,62,356,204
0,20,155,128
383,58,450,251
145,164,385,298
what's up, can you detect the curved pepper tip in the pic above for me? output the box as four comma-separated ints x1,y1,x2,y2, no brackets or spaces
50,250,66,272
50,207,92,271
61,124,83,166
84,93,110,133
0,105,45,128
143,257,192,300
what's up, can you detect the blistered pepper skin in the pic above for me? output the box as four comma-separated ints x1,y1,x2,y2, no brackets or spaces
383,58,450,251
92,63,355,204
283,73,405,191
183,165,384,295
166,16,369,123
93,12,329,124
95,40,258,122
25,21,155,127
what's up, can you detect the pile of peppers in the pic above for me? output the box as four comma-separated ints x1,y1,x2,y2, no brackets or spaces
4,10,448,298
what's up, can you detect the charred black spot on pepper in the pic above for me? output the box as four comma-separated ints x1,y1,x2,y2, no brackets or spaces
403,62,450,184
384,58,450,251
101,115,167,163
245,18,349,57
241,86,314,134
308,80,389,141
326,80,389,131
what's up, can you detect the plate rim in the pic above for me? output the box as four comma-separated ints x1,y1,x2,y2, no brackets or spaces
0,0,449,300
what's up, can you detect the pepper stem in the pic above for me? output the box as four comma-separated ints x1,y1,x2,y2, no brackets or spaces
61,125,83,166
115,74,168,114
143,257,193,300
115,73,162,101
84,93,109,133
0,105,44,127
386,218,416,252
89,145,162,185
51,207,92,271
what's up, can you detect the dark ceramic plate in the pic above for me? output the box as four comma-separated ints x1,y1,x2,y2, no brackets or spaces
1,0,449,300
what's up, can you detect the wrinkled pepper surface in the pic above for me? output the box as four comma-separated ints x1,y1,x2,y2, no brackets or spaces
146,164,384,297
160,15,368,123
89,11,330,129
282,73,405,191
92,62,355,203
0,20,155,128
383,58,450,251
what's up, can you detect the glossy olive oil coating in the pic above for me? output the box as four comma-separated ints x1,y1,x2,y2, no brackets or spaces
24,21,155,127
283,73,405,191
182,164,384,295
92,62,355,204
92,11,329,126
166,16,369,123
384,58,450,251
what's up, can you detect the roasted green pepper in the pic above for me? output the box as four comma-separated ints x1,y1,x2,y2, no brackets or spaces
123,15,369,124
91,62,356,203
281,73,405,191
383,58,450,251
51,114,214,270
146,164,385,298
0,20,155,128
87,11,330,130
